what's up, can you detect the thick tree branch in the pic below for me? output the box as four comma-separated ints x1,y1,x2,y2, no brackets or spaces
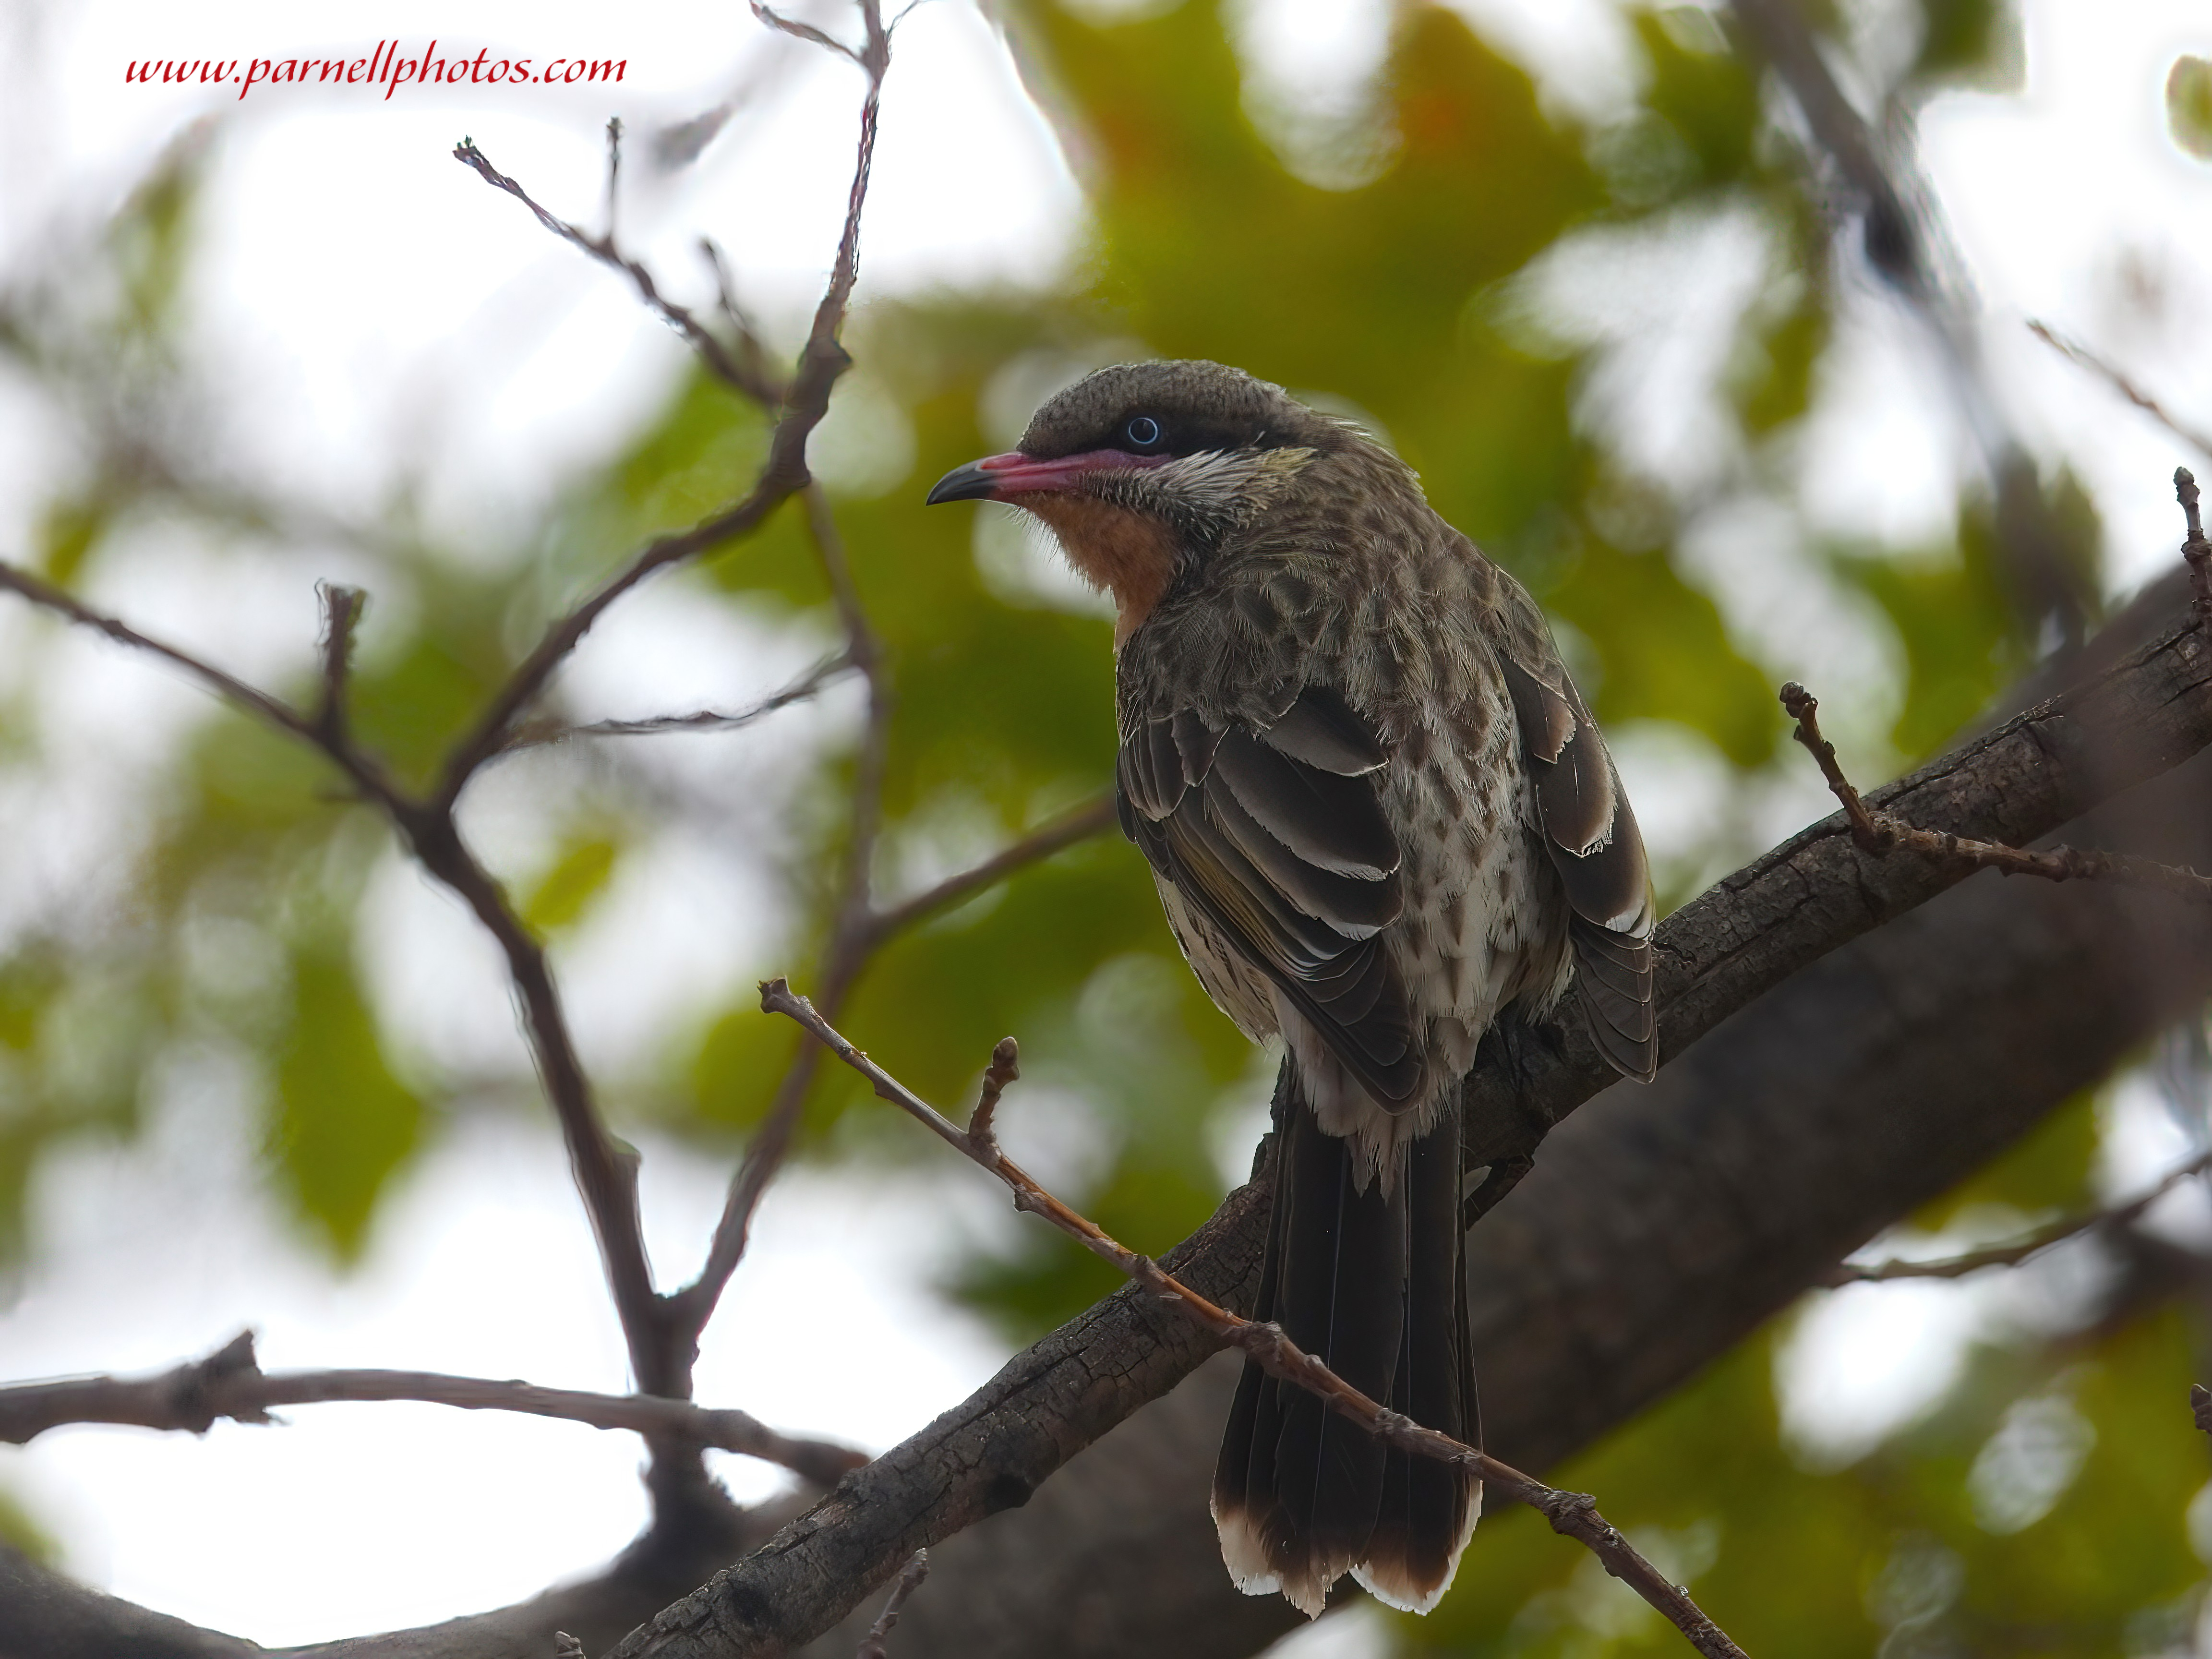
0,1331,866,1487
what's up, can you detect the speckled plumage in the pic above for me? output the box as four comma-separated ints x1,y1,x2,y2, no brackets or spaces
1114,434,1588,1178
929,359,1655,1623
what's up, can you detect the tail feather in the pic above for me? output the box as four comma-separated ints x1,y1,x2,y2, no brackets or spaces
1213,1070,1479,1617
1356,1105,1479,1611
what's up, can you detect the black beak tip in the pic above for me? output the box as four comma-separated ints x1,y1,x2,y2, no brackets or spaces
926,462,999,506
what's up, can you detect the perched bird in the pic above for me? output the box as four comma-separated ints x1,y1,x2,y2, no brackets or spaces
926,361,1654,1617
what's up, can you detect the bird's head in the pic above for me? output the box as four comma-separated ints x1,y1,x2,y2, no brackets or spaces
926,360,1344,644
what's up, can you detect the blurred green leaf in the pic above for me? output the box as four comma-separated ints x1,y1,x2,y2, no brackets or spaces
521,837,619,936
1915,0,2019,89
33,494,107,585
0,1480,55,1563
2168,56,2212,160
271,943,425,1260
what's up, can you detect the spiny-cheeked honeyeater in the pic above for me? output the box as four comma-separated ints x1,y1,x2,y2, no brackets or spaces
928,361,1655,1618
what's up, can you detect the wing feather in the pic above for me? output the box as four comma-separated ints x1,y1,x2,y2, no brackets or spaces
1496,637,1657,1083
1117,687,1424,1108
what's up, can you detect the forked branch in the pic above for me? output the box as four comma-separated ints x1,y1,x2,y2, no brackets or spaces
758,979,1751,1659
1782,683,2212,902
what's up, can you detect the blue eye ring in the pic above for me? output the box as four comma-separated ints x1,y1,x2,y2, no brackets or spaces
1125,416,1162,448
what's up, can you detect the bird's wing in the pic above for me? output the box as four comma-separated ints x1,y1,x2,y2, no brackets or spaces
1492,589,1658,1083
1117,685,1425,1109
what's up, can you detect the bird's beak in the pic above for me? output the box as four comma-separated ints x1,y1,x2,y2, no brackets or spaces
925,453,1023,505
925,449,1167,506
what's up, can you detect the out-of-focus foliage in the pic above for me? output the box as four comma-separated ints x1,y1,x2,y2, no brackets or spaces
2170,56,2212,162
3,0,2201,1648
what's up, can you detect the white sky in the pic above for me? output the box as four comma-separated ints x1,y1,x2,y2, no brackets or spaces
1,0,2211,1649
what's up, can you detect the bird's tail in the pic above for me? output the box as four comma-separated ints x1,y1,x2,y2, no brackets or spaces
1211,1072,1479,1617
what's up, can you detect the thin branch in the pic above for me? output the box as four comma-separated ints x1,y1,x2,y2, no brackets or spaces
966,1036,1019,1154
2030,321,2212,461
1827,1148,2212,1284
0,562,670,1401
603,116,624,243
1781,680,2212,901
314,580,365,743
664,792,1113,1338
445,5,906,1382
2180,467,2212,625
0,560,334,756
758,980,1751,1659
662,482,891,1346
0,1332,868,1487
861,794,1118,946
497,650,855,752
699,237,787,407
750,1,867,68
436,0,886,804
450,137,773,409
854,1550,928,1659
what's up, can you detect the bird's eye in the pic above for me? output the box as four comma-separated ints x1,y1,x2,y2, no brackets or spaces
1125,416,1163,449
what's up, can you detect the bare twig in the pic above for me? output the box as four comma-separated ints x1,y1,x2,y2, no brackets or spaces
662,483,891,1348
2180,467,2212,625
451,136,773,409
437,0,887,804
758,979,1751,1659
450,0,920,1390
2030,322,2212,461
314,580,365,741
862,794,1118,946
0,560,346,759
751,1,866,67
0,1331,867,1486
700,237,787,406
1827,1148,2212,1284
603,116,624,242
666,793,1113,1337
1781,681,2212,901
854,1550,928,1659
967,1037,1018,1155
497,650,855,752
0,562,670,1399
